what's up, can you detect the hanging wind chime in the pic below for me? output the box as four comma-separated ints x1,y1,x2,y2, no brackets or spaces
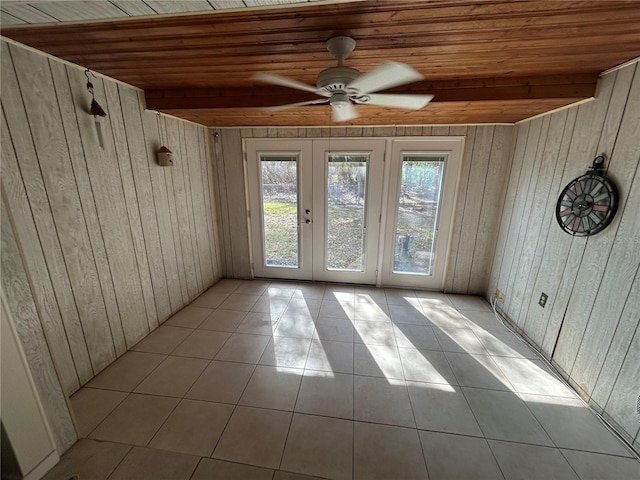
85,69,107,149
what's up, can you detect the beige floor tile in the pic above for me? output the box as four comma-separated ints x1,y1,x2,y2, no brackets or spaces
171,329,231,359
413,291,453,306
294,284,327,300
353,286,387,304
354,375,414,427
394,324,440,350
164,306,213,328
218,293,261,311
207,279,243,293
399,348,458,384
324,286,356,303
354,302,390,322
134,356,209,397
87,351,166,392
265,283,298,298
388,304,429,325
192,291,230,309
199,309,246,332
319,300,355,320
434,327,488,354
215,333,271,363
131,326,192,354
463,387,553,446
295,371,353,419
281,413,353,480
313,316,355,343
354,344,404,380
191,458,274,480
560,449,640,480
108,446,199,480
252,295,290,314
305,339,354,374
70,387,127,437
421,303,469,328
407,381,483,436
148,399,234,456
488,440,579,480
235,280,271,295
274,315,317,338
89,393,178,446
354,422,428,480
354,320,396,346
186,360,255,404
42,439,131,480
235,311,280,335
274,472,327,480
522,394,631,456
445,352,513,391
260,336,312,368
384,288,417,306
447,294,492,312
492,357,575,397
213,406,292,469
459,309,506,332
420,431,503,480
283,298,322,320
239,365,303,411
473,328,540,359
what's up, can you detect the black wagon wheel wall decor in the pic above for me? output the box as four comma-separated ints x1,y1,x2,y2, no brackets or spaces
555,155,619,237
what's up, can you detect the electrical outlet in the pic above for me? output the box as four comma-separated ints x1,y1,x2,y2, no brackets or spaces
495,289,505,303
539,292,548,308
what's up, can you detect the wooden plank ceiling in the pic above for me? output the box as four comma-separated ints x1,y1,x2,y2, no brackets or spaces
2,0,640,126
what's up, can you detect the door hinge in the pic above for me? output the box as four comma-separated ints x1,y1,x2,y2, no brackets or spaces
247,210,251,219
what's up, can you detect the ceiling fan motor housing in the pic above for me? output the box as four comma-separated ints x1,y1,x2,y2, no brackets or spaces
316,66,361,94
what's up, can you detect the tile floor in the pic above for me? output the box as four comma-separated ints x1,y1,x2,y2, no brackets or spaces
46,279,640,480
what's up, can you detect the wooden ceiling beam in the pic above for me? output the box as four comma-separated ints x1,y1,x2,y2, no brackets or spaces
144,75,597,111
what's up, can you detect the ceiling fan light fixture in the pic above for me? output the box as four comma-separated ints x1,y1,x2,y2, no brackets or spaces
329,92,351,109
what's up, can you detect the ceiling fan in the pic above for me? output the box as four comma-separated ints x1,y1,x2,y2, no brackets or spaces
253,36,433,122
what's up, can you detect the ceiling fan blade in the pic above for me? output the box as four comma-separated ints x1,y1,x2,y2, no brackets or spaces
253,72,325,95
347,61,424,94
332,102,358,122
266,98,329,111
357,93,434,110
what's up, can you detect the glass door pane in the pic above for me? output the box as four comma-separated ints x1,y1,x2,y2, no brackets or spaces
393,155,445,275
260,155,299,268
326,154,369,272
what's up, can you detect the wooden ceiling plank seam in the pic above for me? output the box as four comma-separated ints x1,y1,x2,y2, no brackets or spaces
3,1,637,43
1,3,61,23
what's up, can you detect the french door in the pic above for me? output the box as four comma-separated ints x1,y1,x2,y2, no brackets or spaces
246,137,463,288
246,139,385,283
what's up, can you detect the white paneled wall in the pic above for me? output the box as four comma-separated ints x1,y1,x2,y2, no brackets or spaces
213,125,513,294
489,61,640,450
1,39,222,451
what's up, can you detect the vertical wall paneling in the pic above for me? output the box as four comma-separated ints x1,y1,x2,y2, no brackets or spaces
444,127,476,292
1,40,221,450
139,106,183,313
540,73,618,356
569,65,640,394
104,79,158,333
211,130,233,276
488,61,640,445
552,66,637,376
452,126,494,292
49,60,127,362
8,43,117,374
119,87,172,323
503,116,551,320
1,106,85,393
178,119,203,296
202,128,221,282
1,196,77,453
160,117,189,305
518,108,577,344
467,126,514,294
66,67,149,350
